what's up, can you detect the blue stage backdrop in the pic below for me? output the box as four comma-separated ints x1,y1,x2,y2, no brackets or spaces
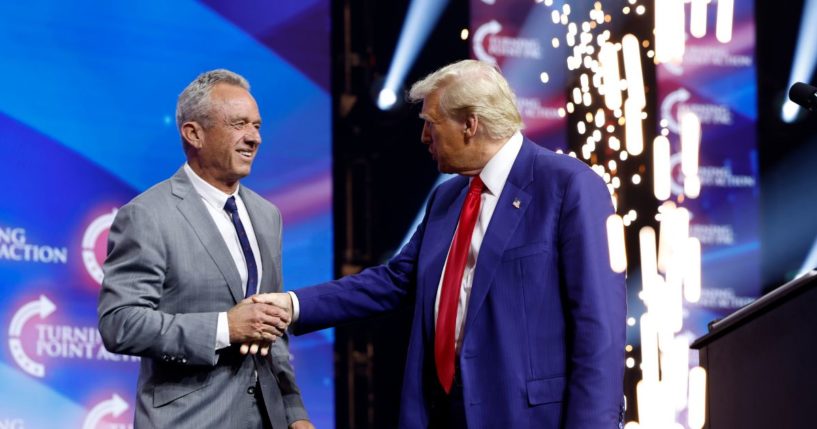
0,1,333,428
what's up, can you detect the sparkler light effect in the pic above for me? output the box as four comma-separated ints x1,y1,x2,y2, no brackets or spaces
537,0,737,426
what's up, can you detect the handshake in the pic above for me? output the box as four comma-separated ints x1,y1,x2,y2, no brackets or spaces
226,292,294,356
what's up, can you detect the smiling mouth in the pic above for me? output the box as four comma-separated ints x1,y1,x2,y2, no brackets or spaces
237,149,254,160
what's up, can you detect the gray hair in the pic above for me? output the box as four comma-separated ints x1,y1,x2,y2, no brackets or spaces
176,69,250,131
408,59,523,140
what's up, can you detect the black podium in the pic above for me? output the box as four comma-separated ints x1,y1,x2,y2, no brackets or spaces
690,270,817,428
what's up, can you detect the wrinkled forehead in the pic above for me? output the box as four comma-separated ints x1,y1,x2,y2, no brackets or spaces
209,84,259,116
420,88,447,118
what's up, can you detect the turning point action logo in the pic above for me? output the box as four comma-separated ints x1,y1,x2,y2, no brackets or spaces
82,209,117,285
473,20,542,65
83,394,131,429
8,294,138,378
8,295,55,377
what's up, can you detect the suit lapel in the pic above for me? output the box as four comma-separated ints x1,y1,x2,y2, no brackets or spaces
422,177,470,340
462,141,536,339
171,167,245,303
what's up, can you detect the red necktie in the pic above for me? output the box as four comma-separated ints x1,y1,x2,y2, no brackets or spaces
435,176,484,393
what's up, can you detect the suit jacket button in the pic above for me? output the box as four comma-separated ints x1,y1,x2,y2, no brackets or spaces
180,358,187,364
247,386,256,395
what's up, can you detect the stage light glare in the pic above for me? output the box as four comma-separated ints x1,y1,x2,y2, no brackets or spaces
377,88,397,110
688,367,707,429
655,0,685,64
460,28,469,40
663,338,690,410
600,42,623,110
684,175,701,199
381,0,449,111
685,238,702,302
653,136,672,200
715,0,734,43
607,214,628,273
690,0,708,38
639,315,659,383
609,160,618,171
680,112,701,177
595,108,606,127
609,136,621,151
782,100,801,123
623,34,646,109
572,87,582,104
625,98,644,155
782,0,817,123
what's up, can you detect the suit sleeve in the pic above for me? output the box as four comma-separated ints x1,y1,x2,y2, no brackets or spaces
97,202,220,366
267,204,310,424
292,188,435,334
557,169,626,428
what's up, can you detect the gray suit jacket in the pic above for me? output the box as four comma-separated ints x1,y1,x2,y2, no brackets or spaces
98,167,307,428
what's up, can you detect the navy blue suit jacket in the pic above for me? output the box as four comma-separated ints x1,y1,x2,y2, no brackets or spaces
295,140,626,428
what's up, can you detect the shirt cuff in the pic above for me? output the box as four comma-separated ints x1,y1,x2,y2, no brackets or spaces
288,291,300,322
215,311,231,350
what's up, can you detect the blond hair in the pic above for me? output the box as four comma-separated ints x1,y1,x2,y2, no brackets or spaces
408,60,523,140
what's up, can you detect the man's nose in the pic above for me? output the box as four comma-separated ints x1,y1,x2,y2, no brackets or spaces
246,127,261,144
421,123,431,144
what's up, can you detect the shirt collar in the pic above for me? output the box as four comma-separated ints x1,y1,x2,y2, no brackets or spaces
183,163,240,211
477,131,523,197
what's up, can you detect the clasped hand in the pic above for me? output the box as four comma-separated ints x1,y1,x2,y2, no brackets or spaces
227,293,293,356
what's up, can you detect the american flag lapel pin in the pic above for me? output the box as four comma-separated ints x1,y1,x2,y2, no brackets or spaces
512,198,521,209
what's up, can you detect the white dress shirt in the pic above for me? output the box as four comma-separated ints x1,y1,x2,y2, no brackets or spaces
183,163,264,351
290,132,524,348
433,131,523,352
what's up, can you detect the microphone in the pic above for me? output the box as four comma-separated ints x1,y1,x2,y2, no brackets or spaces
789,82,817,111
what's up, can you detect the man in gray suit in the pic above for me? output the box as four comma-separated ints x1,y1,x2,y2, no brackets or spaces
98,69,313,429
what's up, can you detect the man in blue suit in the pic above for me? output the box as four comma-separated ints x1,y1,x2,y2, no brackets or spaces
257,59,626,428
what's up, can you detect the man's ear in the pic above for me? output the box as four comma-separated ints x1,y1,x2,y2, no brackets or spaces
463,114,479,139
181,121,205,150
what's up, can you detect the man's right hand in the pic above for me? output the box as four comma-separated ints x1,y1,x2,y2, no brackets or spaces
241,293,294,356
227,299,291,344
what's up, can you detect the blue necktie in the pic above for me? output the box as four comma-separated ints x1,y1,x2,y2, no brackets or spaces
224,196,258,297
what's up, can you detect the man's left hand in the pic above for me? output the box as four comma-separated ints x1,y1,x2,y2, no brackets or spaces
290,420,315,429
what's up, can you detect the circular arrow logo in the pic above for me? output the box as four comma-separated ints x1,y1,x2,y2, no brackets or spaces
82,394,129,429
8,295,56,377
473,20,502,65
82,209,117,285
660,88,691,134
